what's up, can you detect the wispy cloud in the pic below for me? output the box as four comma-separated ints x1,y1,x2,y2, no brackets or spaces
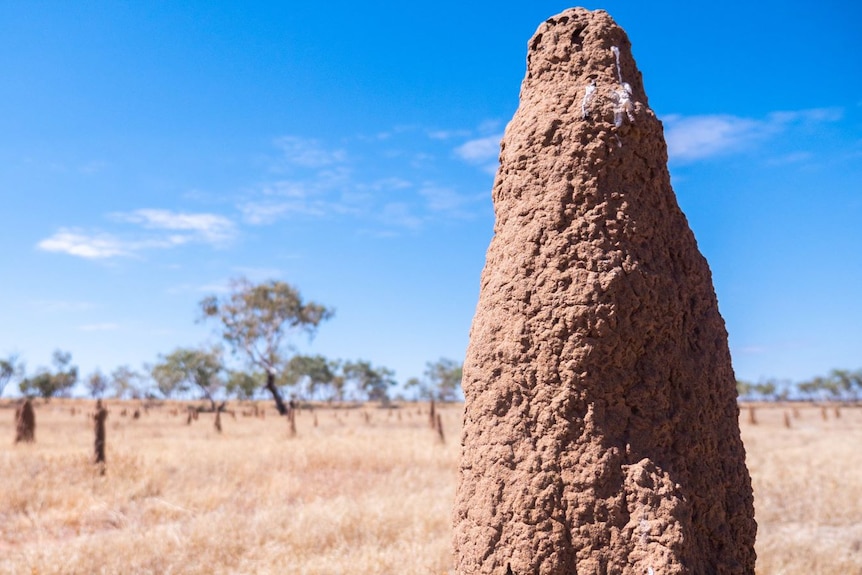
111,209,236,244
239,200,327,224
454,133,503,175
240,129,493,234
663,115,763,161
32,299,96,312
78,160,108,175
378,202,423,231
37,229,129,259
38,209,237,259
418,186,484,220
663,107,843,163
427,128,471,140
273,136,347,169
79,323,120,332
455,134,503,163
166,281,232,295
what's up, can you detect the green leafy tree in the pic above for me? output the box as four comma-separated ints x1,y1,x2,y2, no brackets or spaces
796,378,820,400
86,369,109,398
342,359,396,403
852,369,862,402
151,346,223,409
829,369,858,401
404,376,424,399
423,358,463,402
225,370,263,400
19,350,78,398
0,354,23,397
281,354,338,400
199,277,334,415
110,365,142,399
752,379,777,401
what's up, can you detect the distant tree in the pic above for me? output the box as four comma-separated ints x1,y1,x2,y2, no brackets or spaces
199,277,334,415
752,379,777,401
0,354,23,397
86,370,110,399
829,369,858,401
342,360,396,403
796,378,820,400
19,350,78,398
110,365,143,399
281,354,338,400
852,369,862,402
404,376,425,399
736,380,753,400
151,346,223,410
423,358,463,402
225,370,263,400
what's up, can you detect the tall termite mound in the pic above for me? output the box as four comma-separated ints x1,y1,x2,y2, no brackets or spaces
15,398,36,443
454,8,756,575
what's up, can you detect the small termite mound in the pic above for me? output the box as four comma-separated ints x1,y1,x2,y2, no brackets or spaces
435,413,445,444
94,399,108,474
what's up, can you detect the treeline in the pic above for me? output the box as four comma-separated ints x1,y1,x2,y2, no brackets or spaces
737,368,862,402
0,278,463,407
0,350,461,405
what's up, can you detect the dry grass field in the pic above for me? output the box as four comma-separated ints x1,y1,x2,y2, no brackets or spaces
1,399,860,574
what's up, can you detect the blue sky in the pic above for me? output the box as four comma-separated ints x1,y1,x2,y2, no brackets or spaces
1,1,860,395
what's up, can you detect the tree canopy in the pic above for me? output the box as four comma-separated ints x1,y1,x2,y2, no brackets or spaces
0,354,22,397
18,350,78,398
199,277,334,414
151,346,224,409
422,358,463,402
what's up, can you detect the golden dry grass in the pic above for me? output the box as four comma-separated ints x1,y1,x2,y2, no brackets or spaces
1,399,860,574
740,403,862,573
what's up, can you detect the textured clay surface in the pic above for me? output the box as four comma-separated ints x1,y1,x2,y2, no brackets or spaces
454,8,756,575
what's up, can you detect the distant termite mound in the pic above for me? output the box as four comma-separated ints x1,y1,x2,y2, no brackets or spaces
454,7,756,574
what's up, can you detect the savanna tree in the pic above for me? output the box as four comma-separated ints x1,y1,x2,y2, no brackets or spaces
0,355,23,397
19,350,78,398
86,370,109,398
423,357,463,402
281,354,338,401
342,359,396,403
111,365,142,399
226,370,263,400
151,346,223,409
199,278,334,415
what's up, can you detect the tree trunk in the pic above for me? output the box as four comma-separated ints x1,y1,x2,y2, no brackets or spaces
265,372,289,416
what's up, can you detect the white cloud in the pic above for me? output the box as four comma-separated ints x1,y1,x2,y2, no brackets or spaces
37,229,129,259
663,107,843,163
455,134,503,163
39,209,236,260
768,107,843,125
274,136,347,169
427,129,471,140
663,115,762,161
113,209,235,244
